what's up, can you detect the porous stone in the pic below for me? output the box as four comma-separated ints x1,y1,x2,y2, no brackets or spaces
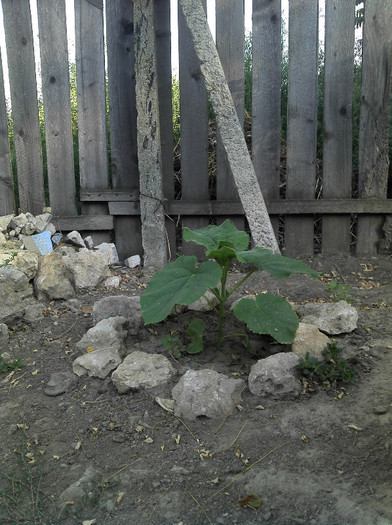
44,370,78,396
23,302,46,324
57,467,101,510
66,230,86,248
0,266,34,324
76,316,128,355
34,252,75,301
0,214,14,232
103,276,121,288
124,254,141,268
248,352,301,399
172,369,244,420
111,351,176,393
93,295,143,335
291,323,330,360
62,250,109,289
296,301,358,335
94,242,119,265
0,232,6,247
73,348,123,379
187,290,219,312
11,250,39,280
33,213,52,233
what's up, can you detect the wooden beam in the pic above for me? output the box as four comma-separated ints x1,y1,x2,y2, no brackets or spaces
52,215,114,231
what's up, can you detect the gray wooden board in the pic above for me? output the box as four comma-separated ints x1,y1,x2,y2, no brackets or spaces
154,0,176,260
357,0,392,255
178,0,210,258
0,46,14,214
2,0,44,215
215,0,245,232
134,0,167,268
37,0,77,217
322,0,355,254
106,0,141,259
75,0,108,245
252,0,281,236
179,0,279,252
285,0,319,256
52,215,113,231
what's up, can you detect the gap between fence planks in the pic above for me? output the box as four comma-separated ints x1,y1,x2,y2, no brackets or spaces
179,0,279,253
134,0,167,269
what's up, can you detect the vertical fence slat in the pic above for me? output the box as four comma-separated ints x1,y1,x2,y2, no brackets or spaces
178,0,209,258
2,0,44,215
252,0,281,237
285,0,319,256
322,0,355,254
216,0,245,231
356,0,392,255
75,0,108,242
106,0,141,259
37,0,77,218
0,47,13,214
154,0,176,260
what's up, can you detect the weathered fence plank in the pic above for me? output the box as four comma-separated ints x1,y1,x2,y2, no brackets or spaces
37,0,77,218
2,0,44,215
179,0,209,258
285,0,319,256
216,0,245,231
134,0,167,269
322,0,355,254
0,47,13,214
154,0,176,260
179,0,279,252
252,0,281,237
356,0,392,255
106,0,141,260
75,0,108,243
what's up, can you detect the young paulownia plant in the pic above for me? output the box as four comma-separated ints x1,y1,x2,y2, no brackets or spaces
141,220,319,347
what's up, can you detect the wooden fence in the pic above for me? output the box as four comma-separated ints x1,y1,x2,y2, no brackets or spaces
0,0,391,262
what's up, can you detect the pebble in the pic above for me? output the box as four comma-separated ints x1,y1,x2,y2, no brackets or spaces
373,406,388,415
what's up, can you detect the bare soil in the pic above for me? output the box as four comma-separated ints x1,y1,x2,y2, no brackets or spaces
1,254,392,525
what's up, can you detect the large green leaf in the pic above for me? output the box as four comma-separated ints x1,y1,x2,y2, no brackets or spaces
233,294,299,343
236,247,320,279
141,256,222,324
186,318,206,354
183,220,249,252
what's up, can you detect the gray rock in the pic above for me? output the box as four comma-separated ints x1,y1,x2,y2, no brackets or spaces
34,252,75,301
93,295,143,335
58,467,101,510
248,352,301,399
124,254,141,268
296,300,358,335
76,316,128,355
34,213,52,233
94,242,119,265
62,250,109,289
291,323,330,360
0,214,14,232
66,230,86,248
12,250,39,280
172,369,244,420
112,351,176,393
102,276,121,288
84,236,94,249
73,348,123,379
187,290,219,312
0,266,33,324
23,302,45,324
44,370,78,396
0,232,6,247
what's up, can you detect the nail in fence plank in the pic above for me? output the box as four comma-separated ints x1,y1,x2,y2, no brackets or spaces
357,0,392,255
179,0,279,253
134,0,167,269
322,0,355,254
106,0,141,260
252,0,281,237
285,0,319,256
216,0,245,232
2,0,44,215
178,0,210,259
37,0,77,217
75,0,109,244
0,45,14,214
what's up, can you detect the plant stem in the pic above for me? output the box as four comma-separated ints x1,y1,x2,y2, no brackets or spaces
226,268,256,298
217,262,229,347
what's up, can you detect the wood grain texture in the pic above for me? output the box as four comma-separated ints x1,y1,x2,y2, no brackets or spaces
2,0,44,215
0,46,14,214
37,0,77,217
322,0,355,254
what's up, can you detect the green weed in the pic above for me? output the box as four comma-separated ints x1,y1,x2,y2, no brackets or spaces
297,342,356,385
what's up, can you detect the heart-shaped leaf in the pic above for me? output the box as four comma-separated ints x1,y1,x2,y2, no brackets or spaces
141,256,222,324
186,318,206,354
184,219,249,251
234,294,299,343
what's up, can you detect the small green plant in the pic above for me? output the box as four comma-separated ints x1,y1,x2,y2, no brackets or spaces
326,279,352,304
0,251,18,268
0,356,24,374
141,220,319,347
297,342,356,384
161,318,207,356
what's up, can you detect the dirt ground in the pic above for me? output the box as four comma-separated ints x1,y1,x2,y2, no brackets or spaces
1,254,392,525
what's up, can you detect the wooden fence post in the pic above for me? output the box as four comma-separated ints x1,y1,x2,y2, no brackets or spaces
0,47,14,215
179,0,279,253
134,0,167,269
2,0,44,215
322,0,355,254
357,0,392,255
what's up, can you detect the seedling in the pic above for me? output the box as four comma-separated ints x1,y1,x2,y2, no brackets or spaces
326,279,352,304
161,319,207,356
141,220,319,347
297,342,356,384
0,356,25,374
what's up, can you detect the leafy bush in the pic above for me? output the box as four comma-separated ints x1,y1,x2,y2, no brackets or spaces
297,342,356,384
141,220,319,347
